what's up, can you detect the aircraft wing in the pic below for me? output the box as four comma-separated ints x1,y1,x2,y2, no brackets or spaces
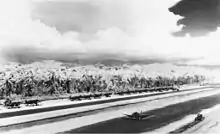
141,115,155,119
124,114,134,118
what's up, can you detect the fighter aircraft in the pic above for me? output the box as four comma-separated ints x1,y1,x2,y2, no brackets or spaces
124,111,155,120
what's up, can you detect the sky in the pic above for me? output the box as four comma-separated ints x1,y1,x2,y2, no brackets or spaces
0,0,220,65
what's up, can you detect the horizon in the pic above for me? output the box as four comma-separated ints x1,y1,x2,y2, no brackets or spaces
0,0,220,66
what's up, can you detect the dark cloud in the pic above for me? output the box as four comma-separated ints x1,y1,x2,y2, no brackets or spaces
1,45,194,66
169,0,220,37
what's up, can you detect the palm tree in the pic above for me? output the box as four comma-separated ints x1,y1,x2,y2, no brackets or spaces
5,79,12,97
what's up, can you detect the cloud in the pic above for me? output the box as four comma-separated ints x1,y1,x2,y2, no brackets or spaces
32,0,135,36
169,0,220,37
0,0,220,66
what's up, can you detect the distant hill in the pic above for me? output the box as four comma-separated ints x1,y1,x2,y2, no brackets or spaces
58,57,166,67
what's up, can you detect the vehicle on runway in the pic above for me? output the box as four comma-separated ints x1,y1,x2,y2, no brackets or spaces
169,113,205,133
124,111,155,120
25,99,41,106
194,113,205,122
4,98,21,109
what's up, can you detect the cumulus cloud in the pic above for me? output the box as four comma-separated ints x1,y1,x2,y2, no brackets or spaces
0,0,220,65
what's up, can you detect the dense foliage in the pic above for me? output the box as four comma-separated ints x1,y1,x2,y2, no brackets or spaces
0,63,206,99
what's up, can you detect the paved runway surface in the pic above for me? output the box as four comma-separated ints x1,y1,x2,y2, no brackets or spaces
183,104,220,134
1,87,220,134
61,93,220,133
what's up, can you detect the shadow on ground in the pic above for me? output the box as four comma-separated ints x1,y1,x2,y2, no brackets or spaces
60,93,220,133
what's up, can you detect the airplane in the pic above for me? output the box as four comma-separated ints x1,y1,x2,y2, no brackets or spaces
124,111,155,120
